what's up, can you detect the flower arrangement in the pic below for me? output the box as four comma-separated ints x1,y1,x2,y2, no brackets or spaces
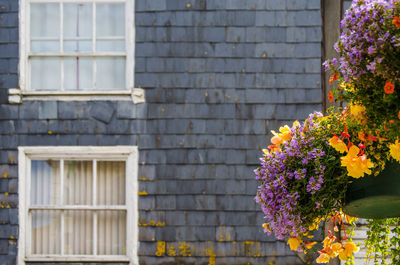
255,109,366,264
324,0,400,140
256,0,400,263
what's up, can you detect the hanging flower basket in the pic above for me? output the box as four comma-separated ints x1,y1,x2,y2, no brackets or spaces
344,160,400,219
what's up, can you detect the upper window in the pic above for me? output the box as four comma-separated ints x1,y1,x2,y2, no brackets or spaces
18,146,138,264
19,0,134,95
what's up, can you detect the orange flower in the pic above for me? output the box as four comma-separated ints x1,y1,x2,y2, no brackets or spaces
384,79,395,94
393,17,400,28
328,91,333,103
316,253,330,263
329,73,338,84
398,110,400,120
268,145,281,153
338,241,359,261
271,135,283,145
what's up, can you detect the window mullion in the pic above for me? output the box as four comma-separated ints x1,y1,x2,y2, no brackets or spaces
60,3,64,91
26,1,31,91
60,159,65,255
26,158,32,256
93,159,97,255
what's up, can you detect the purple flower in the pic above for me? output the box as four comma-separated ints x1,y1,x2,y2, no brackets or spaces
366,62,376,72
254,112,330,239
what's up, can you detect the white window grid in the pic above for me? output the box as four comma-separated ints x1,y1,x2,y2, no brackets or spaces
19,0,135,95
18,146,139,265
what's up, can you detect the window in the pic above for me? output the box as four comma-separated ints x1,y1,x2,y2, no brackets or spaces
18,146,138,264
19,0,135,98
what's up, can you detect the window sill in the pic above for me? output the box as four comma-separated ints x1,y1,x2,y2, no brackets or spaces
8,88,145,104
25,255,130,262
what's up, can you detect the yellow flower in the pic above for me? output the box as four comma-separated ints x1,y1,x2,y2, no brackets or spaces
341,146,374,178
344,214,358,224
287,236,302,252
330,243,342,257
316,253,330,263
309,217,323,231
271,125,292,145
329,135,348,153
389,140,400,163
338,241,358,261
262,149,270,156
304,241,317,250
350,103,366,117
322,236,334,248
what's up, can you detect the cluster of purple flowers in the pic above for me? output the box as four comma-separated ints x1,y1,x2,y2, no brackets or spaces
255,113,326,240
323,0,399,81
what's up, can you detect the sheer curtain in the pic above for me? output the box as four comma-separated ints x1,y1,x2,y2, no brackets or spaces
29,2,126,91
30,160,126,256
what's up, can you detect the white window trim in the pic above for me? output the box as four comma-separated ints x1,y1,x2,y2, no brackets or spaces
18,146,139,265
17,0,143,103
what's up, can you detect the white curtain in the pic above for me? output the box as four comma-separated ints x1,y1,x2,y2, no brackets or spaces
31,160,61,255
30,160,126,256
97,162,126,255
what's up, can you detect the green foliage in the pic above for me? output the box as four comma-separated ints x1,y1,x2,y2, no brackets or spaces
364,218,400,265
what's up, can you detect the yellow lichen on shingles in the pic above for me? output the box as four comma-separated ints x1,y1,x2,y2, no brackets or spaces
139,220,165,227
140,177,154,181
8,155,15,164
167,244,177,256
243,241,255,256
155,241,166,256
178,242,192,257
243,241,262,258
205,248,216,265
254,242,262,257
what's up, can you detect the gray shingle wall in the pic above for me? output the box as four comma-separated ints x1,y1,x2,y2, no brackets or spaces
0,0,323,264
0,0,19,264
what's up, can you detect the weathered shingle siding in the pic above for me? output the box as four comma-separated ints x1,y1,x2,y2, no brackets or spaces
0,0,323,264
0,0,19,264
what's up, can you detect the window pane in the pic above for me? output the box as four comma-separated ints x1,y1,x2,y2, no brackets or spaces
96,4,125,37
64,57,93,90
64,40,92,52
64,210,93,255
64,161,93,205
97,161,126,205
31,4,60,38
31,210,61,255
97,211,126,255
96,58,125,90
31,41,59,52
96,40,125,52
31,57,61,90
64,4,92,39
31,160,61,205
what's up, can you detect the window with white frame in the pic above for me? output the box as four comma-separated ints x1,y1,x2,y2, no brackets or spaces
18,146,138,264
19,0,134,94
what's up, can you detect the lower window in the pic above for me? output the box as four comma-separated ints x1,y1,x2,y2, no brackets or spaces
18,146,138,264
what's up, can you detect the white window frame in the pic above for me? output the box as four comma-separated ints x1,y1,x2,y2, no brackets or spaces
18,0,141,102
18,146,139,265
